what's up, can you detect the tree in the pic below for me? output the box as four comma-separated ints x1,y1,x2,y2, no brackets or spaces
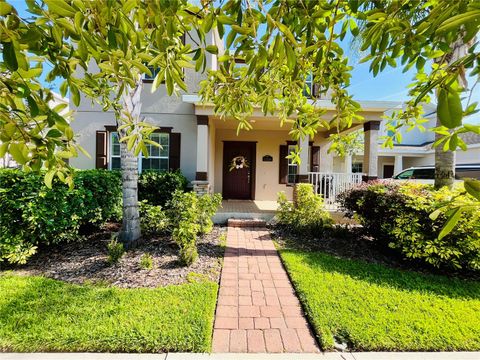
1,0,479,240
1,0,208,246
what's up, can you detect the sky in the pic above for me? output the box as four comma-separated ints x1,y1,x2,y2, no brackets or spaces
11,0,480,124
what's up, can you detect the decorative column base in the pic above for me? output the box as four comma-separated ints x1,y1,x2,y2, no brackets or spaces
192,180,211,196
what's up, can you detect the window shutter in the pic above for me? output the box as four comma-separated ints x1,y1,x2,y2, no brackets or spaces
311,146,320,172
312,83,320,98
169,132,181,170
279,145,288,184
95,131,108,169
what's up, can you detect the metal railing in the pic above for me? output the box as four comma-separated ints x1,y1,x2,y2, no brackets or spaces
308,172,364,210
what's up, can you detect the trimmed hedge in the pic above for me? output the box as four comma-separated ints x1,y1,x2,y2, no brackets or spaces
339,181,480,272
138,170,188,207
0,169,122,264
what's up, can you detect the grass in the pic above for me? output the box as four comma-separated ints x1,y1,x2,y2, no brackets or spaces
279,249,480,351
0,273,218,352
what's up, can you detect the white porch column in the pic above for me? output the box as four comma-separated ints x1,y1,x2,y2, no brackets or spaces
298,135,310,182
344,154,352,173
192,115,210,195
363,121,381,181
394,155,403,176
319,141,334,173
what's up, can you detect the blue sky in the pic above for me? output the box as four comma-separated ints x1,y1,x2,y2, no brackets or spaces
12,0,479,123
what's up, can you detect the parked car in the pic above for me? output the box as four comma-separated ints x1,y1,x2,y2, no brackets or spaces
391,165,480,183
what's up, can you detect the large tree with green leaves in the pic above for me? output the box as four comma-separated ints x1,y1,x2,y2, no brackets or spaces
1,0,479,240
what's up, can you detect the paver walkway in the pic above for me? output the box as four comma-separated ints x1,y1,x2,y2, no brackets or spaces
212,225,320,353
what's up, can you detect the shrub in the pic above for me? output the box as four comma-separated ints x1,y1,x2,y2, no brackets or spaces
107,237,124,265
138,170,188,207
277,183,333,235
339,181,480,272
198,193,222,235
169,191,200,266
139,253,154,270
0,169,122,265
139,201,169,236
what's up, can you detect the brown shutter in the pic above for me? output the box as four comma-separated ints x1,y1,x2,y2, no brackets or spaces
169,132,181,170
95,131,108,169
312,83,320,98
279,145,288,184
310,146,320,172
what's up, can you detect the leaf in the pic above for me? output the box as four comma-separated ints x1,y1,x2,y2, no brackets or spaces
0,142,8,158
437,87,463,129
44,0,76,17
217,15,235,25
464,178,480,201
438,207,462,240
0,2,13,16
9,142,28,164
436,10,480,33
46,129,63,138
27,96,39,117
44,170,55,189
206,45,218,55
2,42,18,71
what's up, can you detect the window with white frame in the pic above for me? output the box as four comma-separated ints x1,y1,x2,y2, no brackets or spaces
287,145,297,184
303,73,314,98
109,132,169,172
352,162,363,173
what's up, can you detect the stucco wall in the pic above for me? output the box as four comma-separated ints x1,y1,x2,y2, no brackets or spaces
70,111,198,181
214,129,295,200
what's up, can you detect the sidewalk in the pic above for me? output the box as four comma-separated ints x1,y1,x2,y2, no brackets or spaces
1,352,480,360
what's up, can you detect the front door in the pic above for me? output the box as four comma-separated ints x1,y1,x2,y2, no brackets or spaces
383,164,394,178
223,141,256,199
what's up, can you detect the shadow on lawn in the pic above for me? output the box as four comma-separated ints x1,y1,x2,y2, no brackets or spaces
284,249,480,301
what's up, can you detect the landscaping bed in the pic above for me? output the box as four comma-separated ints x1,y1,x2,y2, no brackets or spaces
278,248,480,351
12,224,226,288
0,273,218,352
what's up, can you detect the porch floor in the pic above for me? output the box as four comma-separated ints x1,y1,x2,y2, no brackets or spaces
213,200,278,224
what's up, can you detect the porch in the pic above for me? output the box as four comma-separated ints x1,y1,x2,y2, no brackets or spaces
183,95,399,202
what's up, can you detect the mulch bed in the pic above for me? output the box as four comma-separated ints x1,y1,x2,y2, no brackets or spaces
12,224,226,288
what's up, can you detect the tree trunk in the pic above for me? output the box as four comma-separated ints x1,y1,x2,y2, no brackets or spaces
118,77,143,247
434,124,455,189
434,38,469,189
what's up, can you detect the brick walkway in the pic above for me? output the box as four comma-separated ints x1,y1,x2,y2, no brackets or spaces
212,226,320,353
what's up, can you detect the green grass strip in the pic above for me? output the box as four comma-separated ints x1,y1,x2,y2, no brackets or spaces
279,249,480,351
0,274,218,352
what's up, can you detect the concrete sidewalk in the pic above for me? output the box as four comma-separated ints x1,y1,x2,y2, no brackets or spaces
1,353,480,360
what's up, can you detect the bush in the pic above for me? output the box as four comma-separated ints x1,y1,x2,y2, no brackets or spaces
0,169,121,265
339,181,480,272
168,191,222,266
198,193,222,235
139,253,154,270
107,238,124,265
138,170,188,207
277,183,333,235
139,201,169,236
169,191,200,266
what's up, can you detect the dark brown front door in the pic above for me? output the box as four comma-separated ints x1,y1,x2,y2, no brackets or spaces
223,141,256,199
383,165,394,178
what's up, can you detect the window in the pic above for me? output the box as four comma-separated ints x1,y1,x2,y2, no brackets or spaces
141,132,169,171
303,73,314,98
142,66,161,81
352,162,363,173
394,169,414,179
412,168,434,179
287,145,297,184
109,132,169,172
110,132,121,170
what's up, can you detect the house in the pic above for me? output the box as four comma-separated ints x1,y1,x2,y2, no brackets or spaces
69,32,480,202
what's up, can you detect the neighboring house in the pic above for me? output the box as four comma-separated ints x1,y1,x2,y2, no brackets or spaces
0,92,69,169
69,33,479,201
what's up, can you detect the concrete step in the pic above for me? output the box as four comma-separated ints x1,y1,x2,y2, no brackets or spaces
227,218,267,228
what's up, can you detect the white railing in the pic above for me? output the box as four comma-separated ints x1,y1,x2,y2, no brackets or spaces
308,172,364,210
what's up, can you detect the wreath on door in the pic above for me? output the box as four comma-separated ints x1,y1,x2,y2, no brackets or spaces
229,155,249,171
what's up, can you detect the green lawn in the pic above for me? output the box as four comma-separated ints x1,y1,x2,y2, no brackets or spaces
0,274,218,352
279,249,480,351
